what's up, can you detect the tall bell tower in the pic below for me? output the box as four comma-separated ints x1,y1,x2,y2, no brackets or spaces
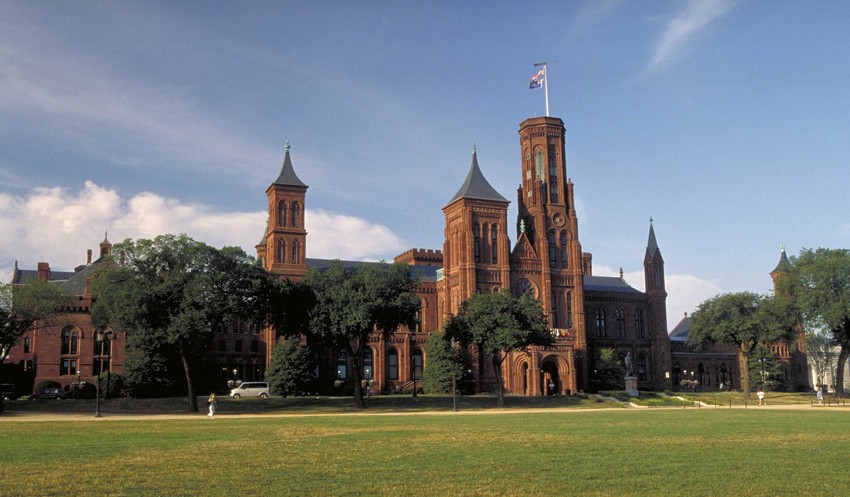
514,117,585,346
257,141,308,281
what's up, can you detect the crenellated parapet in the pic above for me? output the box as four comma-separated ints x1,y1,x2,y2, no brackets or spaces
394,248,443,266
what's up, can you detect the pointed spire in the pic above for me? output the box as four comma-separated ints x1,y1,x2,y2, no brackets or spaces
273,141,307,187
446,145,508,205
102,231,110,245
646,218,659,259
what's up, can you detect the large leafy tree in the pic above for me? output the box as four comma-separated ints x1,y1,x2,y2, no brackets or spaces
806,330,836,390
688,292,796,399
304,260,420,409
421,332,474,395
444,290,552,405
92,235,276,411
266,337,314,397
591,348,624,392
781,248,850,394
1,280,68,413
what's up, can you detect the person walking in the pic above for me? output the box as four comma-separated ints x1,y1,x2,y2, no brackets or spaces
207,393,217,418
757,389,765,406
817,388,823,405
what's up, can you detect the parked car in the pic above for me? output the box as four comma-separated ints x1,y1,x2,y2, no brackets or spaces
1,383,19,401
29,387,66,400
229,382,269,399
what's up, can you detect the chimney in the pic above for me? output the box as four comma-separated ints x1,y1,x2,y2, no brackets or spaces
37,262,50,282
582,252,593,276
87,249,93,265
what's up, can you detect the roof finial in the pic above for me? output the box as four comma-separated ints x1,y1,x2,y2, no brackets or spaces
781,243,785,253
472,143,477,155
284,140,290,152
619,267,624,279
649,216,653,225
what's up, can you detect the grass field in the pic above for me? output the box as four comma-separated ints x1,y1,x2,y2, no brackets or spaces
1,401,848,496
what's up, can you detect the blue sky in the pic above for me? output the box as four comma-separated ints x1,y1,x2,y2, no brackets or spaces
2,1,848,328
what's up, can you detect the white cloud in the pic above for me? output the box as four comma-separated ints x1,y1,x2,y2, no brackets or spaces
645,0,737,74
0,182,408,284
594,265,722,332
573,0,627,29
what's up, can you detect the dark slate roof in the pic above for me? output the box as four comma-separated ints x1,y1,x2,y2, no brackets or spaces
12,259,108,295
273,142,307,188
446,147,508,206
582,275,642,294
13,269,75,285
306,258,440,283
669,315,691,341
771,245,791,274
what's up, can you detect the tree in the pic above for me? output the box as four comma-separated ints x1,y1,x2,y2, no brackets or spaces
303,260,420,409
806,330,836,390
781,248,850,395
93,235,276,411
591,348,624,392
266,338,314,397
748,345,783,391
444,290,552,406
688,292,796,399
0,280,68,413
421,332,474,395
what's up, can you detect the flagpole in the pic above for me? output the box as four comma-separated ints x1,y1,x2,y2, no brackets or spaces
534,61,549,117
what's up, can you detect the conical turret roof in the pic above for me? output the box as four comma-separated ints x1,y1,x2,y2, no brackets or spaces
771,244,791,274
446,146,508,206
273,141,307,188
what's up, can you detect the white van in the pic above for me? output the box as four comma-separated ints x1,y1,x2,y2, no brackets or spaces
229,382,270,399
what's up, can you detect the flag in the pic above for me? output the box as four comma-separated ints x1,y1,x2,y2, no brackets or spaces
529,69,544,89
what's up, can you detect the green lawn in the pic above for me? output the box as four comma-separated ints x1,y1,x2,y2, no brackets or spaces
1,407,847,496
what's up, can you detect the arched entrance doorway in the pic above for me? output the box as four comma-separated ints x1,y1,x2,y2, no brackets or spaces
540,360,560,396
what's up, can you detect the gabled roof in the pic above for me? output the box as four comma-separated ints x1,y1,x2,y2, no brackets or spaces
446,146,508,206
583,275,642,294
273,141,307,188
669,314,691,341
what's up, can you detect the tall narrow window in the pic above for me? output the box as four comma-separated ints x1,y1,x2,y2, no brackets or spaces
291,202,300,228
70,331,78,355
548,147,559,202
616,308,625,338
473,223,480,263
596,308,606,337
635,310,645,338
566,293,573,328
292,241,301,264
62,329,70,355
413,349,423,380
277,240,286,263
277,201,287,227
24,336,30,353
534,148,545,180
551,291,558,327
638,353,648,381
387,349,399,380
363,348,374,380
491,225,498,263
560,232,568,268
336,350,348,380
548,230,556,266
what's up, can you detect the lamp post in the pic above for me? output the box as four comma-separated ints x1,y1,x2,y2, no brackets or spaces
94,330,109,418
411,331,418,398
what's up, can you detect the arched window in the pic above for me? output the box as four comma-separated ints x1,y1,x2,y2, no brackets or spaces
292,241,301,264
534,147,545,180
387,349,399,380
277,240,286,263
634,310,645,338
291,202,300,228
560,231,568,268
548,230,556,266
525,149,531,179
616,308,625,338
491,224,498,263
61,329,70,355
24,336,30,354
336,350,348,380
596,308,606,337
473,223,481,263
363,348,374,380
566,292,573,328
277,200,287,227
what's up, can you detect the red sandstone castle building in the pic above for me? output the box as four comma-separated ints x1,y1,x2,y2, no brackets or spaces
5,115,809,395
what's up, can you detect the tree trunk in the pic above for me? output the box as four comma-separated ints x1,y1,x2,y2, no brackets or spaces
350,342,366,409
738,347,750,400
492,353,505,406
835,345,849,396
180,350,197,412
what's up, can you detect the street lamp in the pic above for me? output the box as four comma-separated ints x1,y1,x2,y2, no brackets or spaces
411,331,418,398
94,330,110,418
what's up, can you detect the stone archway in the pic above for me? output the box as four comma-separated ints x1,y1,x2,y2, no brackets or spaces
540,360,561,396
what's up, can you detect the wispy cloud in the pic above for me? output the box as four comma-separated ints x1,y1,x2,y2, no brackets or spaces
0,182,408,284
572,0,627,30
644,0,737,74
